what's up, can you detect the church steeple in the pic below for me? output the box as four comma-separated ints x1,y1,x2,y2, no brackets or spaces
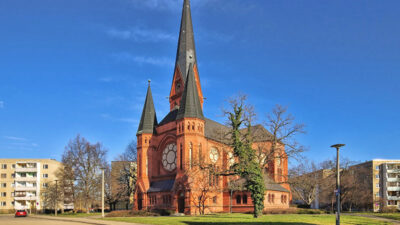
137,81,158,134
177,64,204,120
169,0,203,111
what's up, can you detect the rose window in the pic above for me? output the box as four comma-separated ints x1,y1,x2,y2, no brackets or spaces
162,143,177,171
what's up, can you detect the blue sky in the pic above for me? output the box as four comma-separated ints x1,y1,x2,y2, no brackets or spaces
0,0,399,164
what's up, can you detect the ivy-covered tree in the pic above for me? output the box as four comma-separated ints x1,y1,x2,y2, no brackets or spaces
226,95,265,218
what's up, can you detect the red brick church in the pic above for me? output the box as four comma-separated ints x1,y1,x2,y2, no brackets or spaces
135,0,290,214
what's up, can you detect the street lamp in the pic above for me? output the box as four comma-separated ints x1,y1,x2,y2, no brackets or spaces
54,179,59,216
331,144,345,225
100,168,105,218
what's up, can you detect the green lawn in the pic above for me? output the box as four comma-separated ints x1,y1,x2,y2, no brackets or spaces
102,213,393,225
370,213,400,221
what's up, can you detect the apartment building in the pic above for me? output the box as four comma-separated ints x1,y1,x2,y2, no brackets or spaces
374,160,400,211
0,159,62,213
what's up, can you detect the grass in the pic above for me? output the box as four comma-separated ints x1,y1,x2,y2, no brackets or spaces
368,213,400,221
102,213,394,225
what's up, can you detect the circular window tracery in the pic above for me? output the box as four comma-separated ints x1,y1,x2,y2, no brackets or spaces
209,148,219,163
162,143,177,171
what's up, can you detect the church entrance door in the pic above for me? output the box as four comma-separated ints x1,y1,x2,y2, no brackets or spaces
178,192,185,213
138,193,143,210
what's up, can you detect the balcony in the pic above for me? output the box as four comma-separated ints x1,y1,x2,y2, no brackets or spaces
15,167,38,173
387,186,400,191
14,196,37,201
14,177,37,182
387,196,400,201
15,186,37,191
387,177,399,182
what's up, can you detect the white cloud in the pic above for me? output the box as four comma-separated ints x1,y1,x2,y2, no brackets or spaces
112,53,174,67
3,136,27,141
107,27,176,43
0,101,3,108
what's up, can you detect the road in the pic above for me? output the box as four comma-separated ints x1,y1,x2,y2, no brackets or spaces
0,214,146,225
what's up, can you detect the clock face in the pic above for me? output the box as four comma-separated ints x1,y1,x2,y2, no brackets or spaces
162,143,177,171
209,148,219,163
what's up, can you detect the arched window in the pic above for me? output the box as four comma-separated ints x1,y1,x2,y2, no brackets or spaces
189,142,193,168
198,143,203,163
268,194,271,203
180,143,183,170
236,195,241,204
271,194,275,203
242,195,247,204
187,122,190,131
192,122,195,130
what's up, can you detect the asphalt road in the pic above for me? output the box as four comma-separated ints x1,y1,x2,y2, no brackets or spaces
0,214,145,225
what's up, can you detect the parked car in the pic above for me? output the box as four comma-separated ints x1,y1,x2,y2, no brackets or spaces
15,210,27,217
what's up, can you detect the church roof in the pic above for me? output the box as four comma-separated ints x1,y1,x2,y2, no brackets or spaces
147,179,175,193
137,82,158,135
175,0,197,83
176,64,204,120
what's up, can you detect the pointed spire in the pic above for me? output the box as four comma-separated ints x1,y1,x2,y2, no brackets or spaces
177,64,204,120
137,80,158,135
175,0,197,83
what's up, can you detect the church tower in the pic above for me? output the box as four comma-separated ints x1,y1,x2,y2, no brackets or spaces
169,0,204,111
136,81,157,210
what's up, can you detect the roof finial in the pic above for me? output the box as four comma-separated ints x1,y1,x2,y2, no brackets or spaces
148,79,151,86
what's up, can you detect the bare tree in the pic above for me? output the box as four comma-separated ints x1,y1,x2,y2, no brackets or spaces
61,135,107,213
289,160,321,207
256,105,305,178
112,140,137,210
41,182,64,213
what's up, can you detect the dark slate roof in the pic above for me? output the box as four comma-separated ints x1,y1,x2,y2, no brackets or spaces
174,0,197,83
137,83,158,135
147,180,175,193
229,176,290,193
176,64,204,120
158,109,179,126
204,119,273,144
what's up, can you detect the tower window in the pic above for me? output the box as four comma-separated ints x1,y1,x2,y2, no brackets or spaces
236,195,241,204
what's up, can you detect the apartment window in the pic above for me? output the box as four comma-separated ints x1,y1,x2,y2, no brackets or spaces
376,193,380,198
1,192,6,197
1,183,6,188
0,202,6,206
0,174,6,179
43,174,48,178
11,192,14,197
376,183,380,188
11,173,15,178
43,164,48,169
375,166,379,170
375,174,379,179
1,164,7,169
12,164,15,169
42,183,48,188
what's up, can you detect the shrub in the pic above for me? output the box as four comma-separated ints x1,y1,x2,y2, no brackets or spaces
263,207,298,214
105,210,159,217
381,206,399,213
297,209,325,214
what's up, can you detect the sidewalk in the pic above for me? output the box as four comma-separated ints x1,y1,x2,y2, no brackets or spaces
31,215,149,225
345,213,400,225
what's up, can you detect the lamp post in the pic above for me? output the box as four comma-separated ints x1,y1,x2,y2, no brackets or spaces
331,144,345,225
101,168,105,218
54,179,59,216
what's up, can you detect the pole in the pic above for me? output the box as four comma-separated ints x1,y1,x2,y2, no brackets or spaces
55,180,58,216
331,144,344,225
102,169,105,218
336,148,340,225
